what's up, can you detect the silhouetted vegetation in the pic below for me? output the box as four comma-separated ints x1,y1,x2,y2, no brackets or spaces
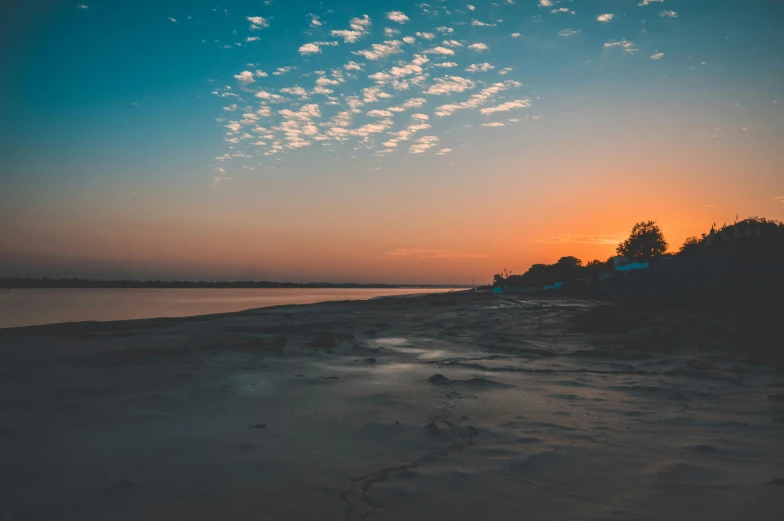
616,221,668,262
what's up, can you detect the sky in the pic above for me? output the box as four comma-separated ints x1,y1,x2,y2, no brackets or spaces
1,0,783,284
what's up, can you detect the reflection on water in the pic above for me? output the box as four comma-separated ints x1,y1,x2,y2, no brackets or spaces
0,288,455,329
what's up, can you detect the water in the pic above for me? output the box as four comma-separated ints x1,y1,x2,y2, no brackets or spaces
0,288,455,329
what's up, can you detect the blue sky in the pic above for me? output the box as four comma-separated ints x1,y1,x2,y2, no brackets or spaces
1,1,783,282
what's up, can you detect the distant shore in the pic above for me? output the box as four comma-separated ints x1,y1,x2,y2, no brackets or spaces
0,277,473,290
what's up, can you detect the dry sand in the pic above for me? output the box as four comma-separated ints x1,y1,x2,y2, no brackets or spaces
1,291,783,520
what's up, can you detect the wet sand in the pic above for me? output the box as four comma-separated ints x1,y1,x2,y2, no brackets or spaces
1,291,783,520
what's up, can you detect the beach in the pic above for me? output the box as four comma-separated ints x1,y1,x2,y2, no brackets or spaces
1,291,782,520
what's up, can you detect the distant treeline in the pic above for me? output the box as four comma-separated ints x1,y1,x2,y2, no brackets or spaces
0,278,471,290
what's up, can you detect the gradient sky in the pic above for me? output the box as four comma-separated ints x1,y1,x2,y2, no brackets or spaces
1,0,783,284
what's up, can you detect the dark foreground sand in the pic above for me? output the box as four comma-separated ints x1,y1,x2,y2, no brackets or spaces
1,291,783,520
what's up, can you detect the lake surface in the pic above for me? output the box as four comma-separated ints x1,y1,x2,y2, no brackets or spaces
0,288,456,329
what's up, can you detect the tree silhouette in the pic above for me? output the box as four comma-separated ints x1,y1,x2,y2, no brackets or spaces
617,221,668,262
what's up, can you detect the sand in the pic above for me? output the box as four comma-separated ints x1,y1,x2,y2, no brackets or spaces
1,291,783,520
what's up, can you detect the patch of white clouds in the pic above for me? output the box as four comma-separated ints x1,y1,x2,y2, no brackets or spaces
332,15,372,43
597,14,615,23
386,11,410,24
234,71,255,84
481,122,505,127
434,80,520,116
354,40,403,60
604,39,638,54
426,46,456,56
480,99,531,114
551,8,575,15
539,0,553,6
309,14,322,26
660,10,677,18
247,16,270,30
472,20,497,27
426,76,476,95
511,32,521,38
168,17,177,23
468,43,489,52
417,32,436,40
409,135,439,154
638,0,663,5
466,62,495,72
650,52,664,60
299,41,339,55
559,29,579,37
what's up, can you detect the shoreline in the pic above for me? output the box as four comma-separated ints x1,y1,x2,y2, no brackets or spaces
0,287,466,332
1,291,782,520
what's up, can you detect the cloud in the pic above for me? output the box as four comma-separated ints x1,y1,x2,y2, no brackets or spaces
226,121,242,132
385,27,401,37
499,67,512,75
775,196,784,202
233,71,255,83
246,36,260,42
434,80,521,116
536,233,626,245
480,99,531,114
436,148,452,155
344,61,364,71
426,46,456,56
468,43,489,52
255,90,289,103
386,248,487,258
417,32,436,40
211,176,234,187
223,104,239,112
650,52,664,60
354,40,403,60
367,109,394,117
436,26,454,34
362,86,393,103
299,43,322,54
597,14,615,23
638,0,663,5
279,86,309,98
168,17,177,23
247,16,270,30
604,39,638,54
472,20,497,27
386,11,410,23
273,66,294,75
431,61,458,68
279,104,321,120
412,113,429,120
466,63,495,72
77,4,89,8
511,32,521,38
309,14,322,26
409,136,439,154
660,10,678,18
467,5,476,10
559,28,580,37
538,0,553,6
332,15,372,43
481,122,505,127
426,76,476,95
